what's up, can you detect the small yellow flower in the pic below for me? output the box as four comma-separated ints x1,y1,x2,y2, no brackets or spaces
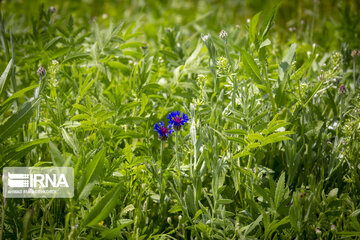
98,221,104,226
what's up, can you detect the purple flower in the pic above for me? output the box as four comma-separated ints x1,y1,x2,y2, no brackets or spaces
331,224,336,231
154,122,173,141
37,66,46,77
339,84,347,94
167,111,189,131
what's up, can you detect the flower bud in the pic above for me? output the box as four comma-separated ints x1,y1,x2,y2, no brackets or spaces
339,84,347,94
315,228,321,235
331,224,336,231
167,217,171,224
351,49,359,57
48,6,56,13
37,66,46,77
219,30,228,41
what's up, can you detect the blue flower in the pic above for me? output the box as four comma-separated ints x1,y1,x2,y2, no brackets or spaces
167,111,189,131
154,122,173,141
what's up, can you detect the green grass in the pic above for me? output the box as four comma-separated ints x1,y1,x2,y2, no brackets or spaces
0,0,360,239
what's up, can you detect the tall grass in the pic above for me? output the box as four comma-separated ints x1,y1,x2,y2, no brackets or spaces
0,0,359,239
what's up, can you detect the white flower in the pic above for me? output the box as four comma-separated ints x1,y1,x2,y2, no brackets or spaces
201,34,209,42
219,30,228,40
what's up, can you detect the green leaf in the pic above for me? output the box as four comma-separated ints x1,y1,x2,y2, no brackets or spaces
279,43,296,82
107,61,130,75
62,53,90,64
274,172,286,209
233,150,251,159
81,183,122,227
61,128,79,154
225,116,247,126
49,142,66,167
328,188,338,201
16,138,50,152
249,12,261,44
78,147,106,199
185,40,203,69
1,84,39,107
120,41,146,49
259,39,271,49
262,134,293,146
120,204,135,217
0,97,41,140
227,137,246,145
217,199,233,205
101,219,134,239
260,3,280,39
72,103,88,113
240,50,264,87
0,59,13,98
225,129,247,135
44,36,63,50
290,52,315,82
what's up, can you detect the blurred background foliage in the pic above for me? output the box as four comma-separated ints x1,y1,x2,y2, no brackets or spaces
0,0,360,239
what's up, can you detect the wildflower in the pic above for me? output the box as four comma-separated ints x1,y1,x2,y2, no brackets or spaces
37,66,46,77
197,74,207,85
201,34,209,43
315,228,321,235
167,111,189,131
331,224,336,231
48,6,56,13
351,49,359,57
219,30,228,41
339,84,347,94
154,122,173,141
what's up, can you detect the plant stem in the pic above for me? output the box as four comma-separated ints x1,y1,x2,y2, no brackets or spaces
160,141,164,204
175,131,178,168
0,198,5,240
353,56,357,89
261,61,277,115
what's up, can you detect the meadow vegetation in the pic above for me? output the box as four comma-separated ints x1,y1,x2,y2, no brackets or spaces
0,0,360,239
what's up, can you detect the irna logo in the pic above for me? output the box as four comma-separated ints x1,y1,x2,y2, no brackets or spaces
7,172,69,188
3,167,74,198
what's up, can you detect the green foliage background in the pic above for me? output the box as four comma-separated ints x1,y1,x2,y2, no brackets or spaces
0,0,360,239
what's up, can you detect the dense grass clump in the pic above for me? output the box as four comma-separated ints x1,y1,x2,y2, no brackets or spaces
0,0,360,239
